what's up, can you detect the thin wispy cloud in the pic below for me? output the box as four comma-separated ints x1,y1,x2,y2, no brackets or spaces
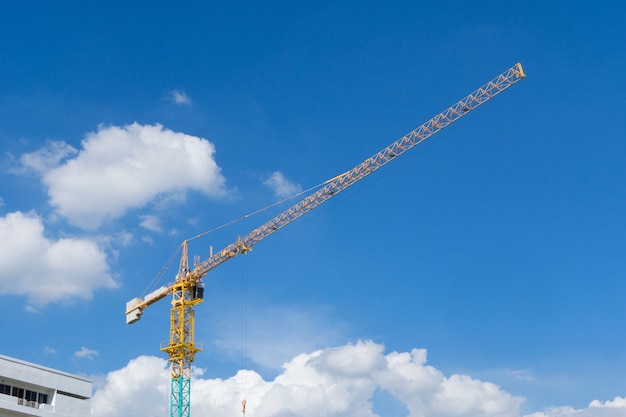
209,303,347,370
139,214,163,233
263,171,302,198
169,90,192,105
74,346,99,360
505,368,534,381
15,141,77,175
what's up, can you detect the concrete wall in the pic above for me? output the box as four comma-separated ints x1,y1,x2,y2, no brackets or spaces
0,355,91,417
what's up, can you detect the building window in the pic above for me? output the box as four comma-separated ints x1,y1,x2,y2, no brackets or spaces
25,390,38,402
11,386,24,398
57,390,89,400
1,382,49,405
11,387,24,398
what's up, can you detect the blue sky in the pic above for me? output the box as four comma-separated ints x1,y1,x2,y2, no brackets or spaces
1,1,626,416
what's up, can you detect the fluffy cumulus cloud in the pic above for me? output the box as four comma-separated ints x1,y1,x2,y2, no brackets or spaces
0,211,117,307
92,341,526,417
21,123,226,229
525,397,626,417
263,171,302,198
91,356,170,417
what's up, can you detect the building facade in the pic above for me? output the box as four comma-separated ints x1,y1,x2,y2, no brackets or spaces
0,355,91,417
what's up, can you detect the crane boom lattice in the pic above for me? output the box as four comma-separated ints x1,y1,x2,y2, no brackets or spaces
195,63,525,276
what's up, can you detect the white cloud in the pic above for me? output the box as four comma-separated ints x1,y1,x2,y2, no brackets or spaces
91,356,169,417
22,123,227,229
209,303,347,370
139,214,162,232
504,368,534,381
590,397,626,408
43,346,56,355
169,89,192,105
0,211,117,307
115,230,135,247
524,397,626,417
74,347,99,360
92,341,525,417
16,141,77,174
263,171,302,198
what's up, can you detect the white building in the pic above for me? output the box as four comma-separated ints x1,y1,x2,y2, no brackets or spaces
0,354,91,417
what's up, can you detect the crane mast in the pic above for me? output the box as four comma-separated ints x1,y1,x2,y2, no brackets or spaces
126,63,525,417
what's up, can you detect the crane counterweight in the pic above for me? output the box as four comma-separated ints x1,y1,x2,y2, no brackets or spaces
125,298,143,324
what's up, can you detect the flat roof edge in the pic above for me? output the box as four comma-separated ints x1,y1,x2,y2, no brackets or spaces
0,354,92,384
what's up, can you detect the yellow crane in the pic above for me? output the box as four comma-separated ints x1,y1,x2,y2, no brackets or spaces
125,63,525,417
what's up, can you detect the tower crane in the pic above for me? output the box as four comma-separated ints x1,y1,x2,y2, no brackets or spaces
125,63,526,417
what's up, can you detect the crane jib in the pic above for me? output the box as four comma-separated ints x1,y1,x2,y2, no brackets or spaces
195,63,525,277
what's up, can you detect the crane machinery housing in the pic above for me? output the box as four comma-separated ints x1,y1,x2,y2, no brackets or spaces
126,63,526,417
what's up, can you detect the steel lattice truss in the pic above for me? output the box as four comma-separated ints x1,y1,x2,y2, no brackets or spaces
195,63,526,276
